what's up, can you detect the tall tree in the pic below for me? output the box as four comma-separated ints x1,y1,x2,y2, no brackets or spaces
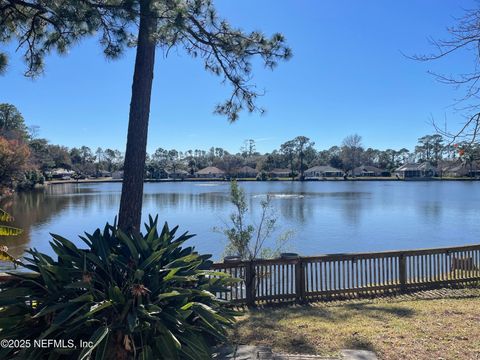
341,134,363,173
280,139,296,180
416,135,433,162
1,0,291,233
167,149,181,175
327,146,343,169
240,139,256,159
398,148,410,164
79,146,94,165
431,134,444,165
47,145,72,169
0,103,28,140
293,136,315,180
95,147,104,164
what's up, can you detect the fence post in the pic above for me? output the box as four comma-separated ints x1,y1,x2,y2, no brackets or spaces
245,260,256,306
399,253,407,292
295,258,306,302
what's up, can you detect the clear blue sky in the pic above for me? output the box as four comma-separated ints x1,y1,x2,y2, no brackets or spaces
1,0,477,154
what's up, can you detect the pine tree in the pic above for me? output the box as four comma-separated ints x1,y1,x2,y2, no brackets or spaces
1,0,291,232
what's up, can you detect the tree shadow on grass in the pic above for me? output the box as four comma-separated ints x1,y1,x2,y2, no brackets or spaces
341,302,415,319
231,302,416,355
281,333,319,354
343,334,376,353
242,302,415,323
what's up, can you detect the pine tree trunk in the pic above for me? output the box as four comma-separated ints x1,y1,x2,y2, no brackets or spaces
118,0,156,233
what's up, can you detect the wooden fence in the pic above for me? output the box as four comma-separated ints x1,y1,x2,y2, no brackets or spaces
212,244,480,305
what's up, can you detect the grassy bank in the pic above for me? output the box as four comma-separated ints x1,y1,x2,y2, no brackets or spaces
231,288,480,359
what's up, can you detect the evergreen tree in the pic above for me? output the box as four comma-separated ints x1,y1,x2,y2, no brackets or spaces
1,0,291,232
0,103,29,140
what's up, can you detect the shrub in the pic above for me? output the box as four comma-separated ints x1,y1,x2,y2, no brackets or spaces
16,170,45,190
255,171,268,181
215,180,292,260
0,216,237,359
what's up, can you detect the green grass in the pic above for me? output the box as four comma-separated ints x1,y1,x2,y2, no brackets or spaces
231,288,480,359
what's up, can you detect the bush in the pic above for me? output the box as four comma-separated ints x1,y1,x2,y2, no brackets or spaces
255,171,268,181
16,170,45,190
215,180,291,260
0,216,237,359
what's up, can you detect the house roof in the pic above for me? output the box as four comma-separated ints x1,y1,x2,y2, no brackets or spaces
439,160,480,172
196,166,225,174
305,165,343,173
51,168,75,175
354,165,386,172
395,162,436,172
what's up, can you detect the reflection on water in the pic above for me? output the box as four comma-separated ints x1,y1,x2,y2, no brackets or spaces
256,194,305,199
1,181,480,270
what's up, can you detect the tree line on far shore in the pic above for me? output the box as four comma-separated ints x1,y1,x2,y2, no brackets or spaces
1,103,478,193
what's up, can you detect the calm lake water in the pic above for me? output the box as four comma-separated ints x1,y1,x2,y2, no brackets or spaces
1,181,479,270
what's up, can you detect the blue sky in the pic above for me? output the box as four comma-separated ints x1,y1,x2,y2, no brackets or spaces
1,0,477,154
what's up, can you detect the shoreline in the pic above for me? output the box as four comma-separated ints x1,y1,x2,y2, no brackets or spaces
43,176,480,185
40,177,480,186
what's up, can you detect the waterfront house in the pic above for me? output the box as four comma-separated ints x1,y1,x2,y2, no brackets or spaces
234,166,258,178
439,161,468,177
112,171,124,179
148,168,168,179
304,165,344,178
49,168,75,180
195,166,225,178
269,168,292,178
167,169,189,180
352,165,390,177
439,160,480,177
395,162,438,179
96,170,112,177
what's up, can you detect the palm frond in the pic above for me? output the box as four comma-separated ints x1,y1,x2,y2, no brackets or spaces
0,226,23,236
0,209,14,222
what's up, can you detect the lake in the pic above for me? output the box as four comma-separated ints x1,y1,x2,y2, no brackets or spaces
1,180,479,270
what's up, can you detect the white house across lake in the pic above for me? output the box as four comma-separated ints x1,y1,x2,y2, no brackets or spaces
395,163,438,179
304,166,344,178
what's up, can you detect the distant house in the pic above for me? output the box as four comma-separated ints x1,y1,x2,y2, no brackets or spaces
195,166,225,178
440,161,480,177
352,165,390,177
50,168,75,180
395,163,437,179
439,161,468,177
304,166,343,178
97,170,112,178
112,171,124,179
148,168,168,179
234,166,258,178
269,168,292,178
167,169,189,180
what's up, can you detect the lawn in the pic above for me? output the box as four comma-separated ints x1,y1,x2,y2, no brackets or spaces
230,288,480,359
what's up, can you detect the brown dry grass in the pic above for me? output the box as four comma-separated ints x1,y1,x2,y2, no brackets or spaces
230,288,480,360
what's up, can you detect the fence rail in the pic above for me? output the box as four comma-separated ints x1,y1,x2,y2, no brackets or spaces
212,244,480,305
